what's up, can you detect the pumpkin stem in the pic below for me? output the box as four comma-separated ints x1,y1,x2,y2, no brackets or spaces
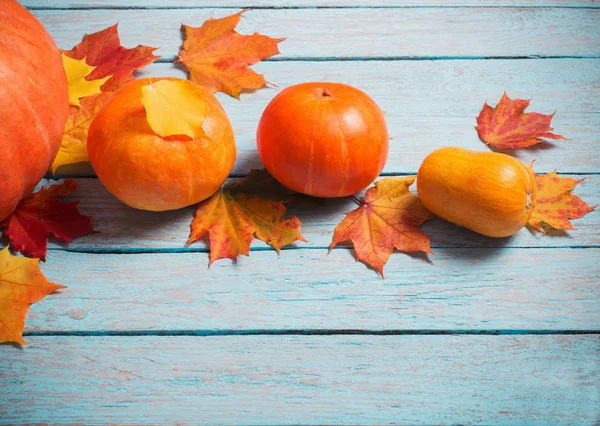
315,88,332,99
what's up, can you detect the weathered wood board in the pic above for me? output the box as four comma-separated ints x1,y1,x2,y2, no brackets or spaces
49,59,600,177
1,336,598,424
34,8,600,59
23,248,600,332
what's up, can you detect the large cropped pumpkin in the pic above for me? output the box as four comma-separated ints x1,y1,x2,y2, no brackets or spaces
0,0,69,221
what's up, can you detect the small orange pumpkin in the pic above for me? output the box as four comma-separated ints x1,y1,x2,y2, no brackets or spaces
87,77,236,211
256,82,388,198
416,147,536,237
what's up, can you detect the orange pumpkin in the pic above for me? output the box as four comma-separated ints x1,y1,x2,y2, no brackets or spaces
256,82,388,198
0,0,69,221
87,77,236,211
416,147,537,237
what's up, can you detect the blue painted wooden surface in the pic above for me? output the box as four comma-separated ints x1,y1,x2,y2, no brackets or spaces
1,1,599,424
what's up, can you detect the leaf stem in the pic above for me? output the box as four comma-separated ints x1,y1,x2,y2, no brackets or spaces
350,195,363,205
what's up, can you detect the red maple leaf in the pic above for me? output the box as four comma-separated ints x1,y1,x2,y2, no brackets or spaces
63,24,159,92
1,179,94,261
475,92,566,149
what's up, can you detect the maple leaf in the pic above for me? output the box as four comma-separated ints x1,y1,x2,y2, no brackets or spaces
476,92,566,149
187,170,306,264
0,179,94,261
141,79,208,139
528,171,595,233
62,53,110,106
62,24,159,92
52,25,159,173
179,10,284,98
0,246,65,346
329,177,433,277
51,93,113,174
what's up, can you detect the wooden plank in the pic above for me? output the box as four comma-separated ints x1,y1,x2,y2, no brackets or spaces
33,8,600,59
21,248,600,332
39,176,600,250
1,335,598,423
24,1,600,9
49,59,600,177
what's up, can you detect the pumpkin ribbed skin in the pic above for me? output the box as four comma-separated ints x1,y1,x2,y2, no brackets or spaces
416,147,536,238
256,82,388,198
87,77,236,212
0,0,69,221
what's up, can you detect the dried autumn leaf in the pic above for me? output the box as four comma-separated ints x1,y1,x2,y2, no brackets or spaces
330,177,433,277
179,10,284,98
62,53,110,106
51,92,113,174
187,170,306,264
141,79,208,139
528,171,595,233
0,246,65,345
52,25,159,173
476,92,566,149
62,24,159,92
0,179,94,261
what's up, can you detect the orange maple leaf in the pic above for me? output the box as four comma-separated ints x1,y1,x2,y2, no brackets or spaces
330,177,433,277
528,171,595,233
179,11,284,98
62,24,159,92
0,246,65,345
187,170,306,264
476,92,566,149
1,179,94,261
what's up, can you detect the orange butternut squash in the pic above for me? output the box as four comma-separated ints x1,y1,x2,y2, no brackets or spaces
416,147,536,237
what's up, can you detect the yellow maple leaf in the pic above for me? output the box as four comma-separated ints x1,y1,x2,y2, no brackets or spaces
141,79,209,140
0,246,66,345
62,53,110,106
528,171,595,232
51,92,112,174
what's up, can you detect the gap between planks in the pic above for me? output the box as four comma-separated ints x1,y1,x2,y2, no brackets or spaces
22,329,600,337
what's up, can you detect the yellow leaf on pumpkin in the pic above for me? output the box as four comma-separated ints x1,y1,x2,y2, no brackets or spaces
62,53,110,106
141,79,209,140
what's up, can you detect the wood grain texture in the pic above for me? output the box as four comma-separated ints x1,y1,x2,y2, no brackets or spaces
48,59,600,178
22,0,600,8
18,248,599,332
1,335,599,424
33,8,600,60
34,176,599,250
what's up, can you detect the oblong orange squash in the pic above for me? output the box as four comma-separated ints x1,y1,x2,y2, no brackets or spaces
416,147,536,237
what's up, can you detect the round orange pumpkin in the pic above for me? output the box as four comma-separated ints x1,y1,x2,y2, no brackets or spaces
0,0,69,221
87,77,236,211
416,147,537,237
256,82,388,198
